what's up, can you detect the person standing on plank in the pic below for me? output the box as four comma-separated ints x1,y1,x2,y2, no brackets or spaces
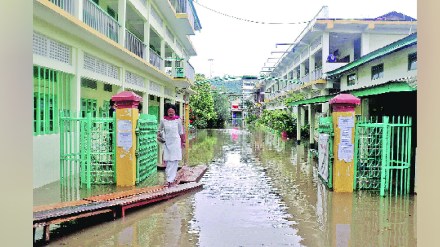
158,103,185,187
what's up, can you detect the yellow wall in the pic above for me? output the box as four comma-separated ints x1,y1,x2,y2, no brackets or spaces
332,111,356,192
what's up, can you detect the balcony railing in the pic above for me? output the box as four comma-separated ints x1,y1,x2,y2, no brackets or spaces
50,0,75,15
83,0,119,42
310,68,323,81
149,48,163,70
185,61,195,81
125,29,145,59
301,73,310,84
169,0,195,31
169,0,186,13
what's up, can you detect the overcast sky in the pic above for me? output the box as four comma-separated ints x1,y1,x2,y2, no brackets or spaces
188,0,417,78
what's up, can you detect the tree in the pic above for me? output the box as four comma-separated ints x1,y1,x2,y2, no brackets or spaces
210,90,230,128
189,74,216,128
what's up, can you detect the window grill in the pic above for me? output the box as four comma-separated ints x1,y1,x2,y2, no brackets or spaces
33,66,72,135
33,32,71,65
83,53,119,79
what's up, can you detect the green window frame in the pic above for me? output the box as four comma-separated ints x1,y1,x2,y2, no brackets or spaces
33,66,72,135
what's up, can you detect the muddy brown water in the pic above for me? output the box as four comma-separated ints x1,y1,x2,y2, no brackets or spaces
33,129,416,246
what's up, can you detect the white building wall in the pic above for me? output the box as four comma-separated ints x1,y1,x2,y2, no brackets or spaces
340,46,417,91
33,135,60,188
368,34,411,52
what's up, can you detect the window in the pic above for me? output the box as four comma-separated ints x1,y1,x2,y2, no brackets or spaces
107,7,117,20
371,64,384,80
408,53,417,70
81,98,98,118
33,66,72,135
81,78,97,89
347,73,357,86
104,84,113,92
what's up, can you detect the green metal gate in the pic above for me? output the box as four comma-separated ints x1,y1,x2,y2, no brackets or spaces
135,114,159,184
148,105,159,122
60,112,116,189
317,117,333,189
354,116,412,196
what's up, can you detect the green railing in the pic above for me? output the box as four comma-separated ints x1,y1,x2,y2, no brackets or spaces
317,116,333,189
354,116,412,197
135,114,159,184
60,112,116,189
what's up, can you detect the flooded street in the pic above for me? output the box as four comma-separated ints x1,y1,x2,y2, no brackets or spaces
34,129,416,246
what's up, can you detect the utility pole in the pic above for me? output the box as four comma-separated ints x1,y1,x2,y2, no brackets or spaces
208,58,214,78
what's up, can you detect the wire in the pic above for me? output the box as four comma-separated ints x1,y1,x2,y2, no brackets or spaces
193,1,311,25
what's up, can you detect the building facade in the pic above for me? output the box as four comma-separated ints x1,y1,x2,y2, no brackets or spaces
260,6,416,144
33,0,202,188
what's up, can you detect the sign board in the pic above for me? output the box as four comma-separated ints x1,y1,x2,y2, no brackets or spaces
318,133,330,182
117,120,132,151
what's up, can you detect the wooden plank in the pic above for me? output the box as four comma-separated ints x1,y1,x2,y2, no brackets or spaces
33,209,114,228
33,200,90,213
120,183,202,217
179,165,208,183
84,185,164,202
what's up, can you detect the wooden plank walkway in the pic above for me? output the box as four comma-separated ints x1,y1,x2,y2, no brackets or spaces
33,165,207,243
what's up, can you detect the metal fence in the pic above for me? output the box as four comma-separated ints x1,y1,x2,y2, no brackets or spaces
317,117,333,189
354,116,412,196
60,112,116,189
135,114,159,184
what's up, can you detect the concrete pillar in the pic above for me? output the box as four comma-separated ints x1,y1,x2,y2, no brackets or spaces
143,22,149,61
142,92,149,114
309,104,315,146
144,1,151,61
159,96,164,120
361,33,370,56
74,0,83,21
300,63,305,80
309,50,316,80
72,48,83,116
322,32,330,68
330,94,360,192
160,40,165,70
120,68,126,91
112,91,142,186
296,106,301,144
118,0,127,47
361,98,369,118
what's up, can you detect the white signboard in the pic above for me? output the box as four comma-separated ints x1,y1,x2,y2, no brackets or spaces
337,116,355,162
117,132,132,151
117,120,132,151
117,120,132,132
318,133,330,182
338,116,354,128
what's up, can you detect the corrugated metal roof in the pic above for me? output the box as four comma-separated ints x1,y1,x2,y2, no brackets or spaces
287,95,334,106
287,81,415,106
347,82,416,97
326,33,417,77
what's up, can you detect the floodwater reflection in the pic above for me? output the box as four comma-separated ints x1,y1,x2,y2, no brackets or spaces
34,129,416,246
